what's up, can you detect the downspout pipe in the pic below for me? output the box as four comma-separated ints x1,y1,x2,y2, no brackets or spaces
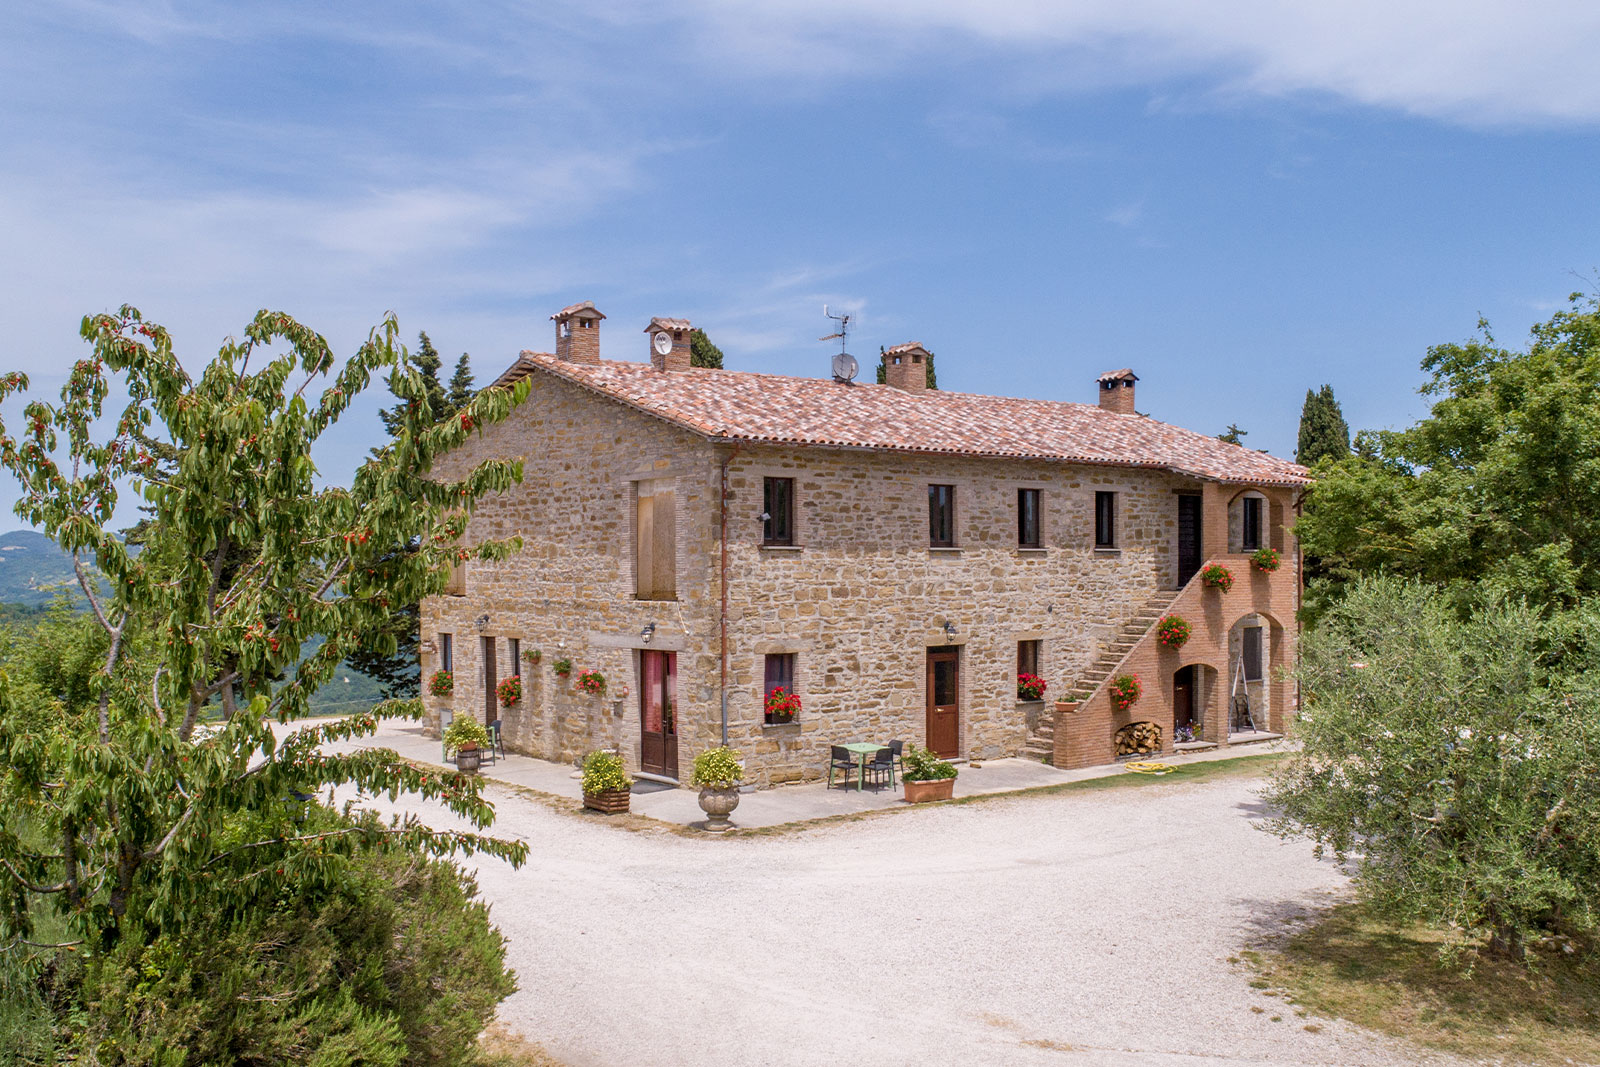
719,443,744,748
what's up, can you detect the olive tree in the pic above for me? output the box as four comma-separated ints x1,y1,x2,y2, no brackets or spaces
0,306,529,951
1264,577,1600,958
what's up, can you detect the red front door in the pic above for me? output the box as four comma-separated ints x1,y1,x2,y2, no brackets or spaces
640,651,678,778
926,647,960,759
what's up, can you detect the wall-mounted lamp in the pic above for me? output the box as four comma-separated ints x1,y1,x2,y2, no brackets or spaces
641,622,656,644
474,614,490,632
942,621,957,638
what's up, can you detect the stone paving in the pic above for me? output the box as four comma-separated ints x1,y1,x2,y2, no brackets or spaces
319,718,1292,831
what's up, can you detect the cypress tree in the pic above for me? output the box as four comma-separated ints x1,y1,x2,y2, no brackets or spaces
446,353,475,415
690,329,724,369
379,332,447,436
1297,384,1352,465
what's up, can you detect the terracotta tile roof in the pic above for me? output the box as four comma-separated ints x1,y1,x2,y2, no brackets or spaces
884,341,928,356
493,355,1310,486
1098,368,1138,382
552,300,604,320
646,317,692,332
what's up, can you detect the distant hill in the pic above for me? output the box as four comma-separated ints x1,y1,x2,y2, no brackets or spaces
0,530,90,605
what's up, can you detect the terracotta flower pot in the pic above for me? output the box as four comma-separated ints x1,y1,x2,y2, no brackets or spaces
697,786,740,833
583,788,631,814
903,777,955,804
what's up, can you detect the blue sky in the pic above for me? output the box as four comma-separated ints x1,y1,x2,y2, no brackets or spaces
3,2,1599,530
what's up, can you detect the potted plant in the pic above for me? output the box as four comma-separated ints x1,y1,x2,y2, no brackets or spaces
575,669,607,697
496,674,522,708
443,717,491,775
523,647,542,666
552,656,572,678
428,668,454,697
1016,672,1047,702
1200,563,1234,592
901,744,958,803
581,750,633,813
1110,673,1142,711
690,746,744,833
1155,614,1191,650
1250,547,1281,572
764,685,801,724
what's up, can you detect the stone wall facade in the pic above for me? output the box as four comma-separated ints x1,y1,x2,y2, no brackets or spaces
421,367,1302,788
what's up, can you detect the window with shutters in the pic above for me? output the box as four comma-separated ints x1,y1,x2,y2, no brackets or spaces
635,480,678,600
1094,491,1117,548
508,638,520,677
1017,488,1041,548
929,484,956,547
445,558,466,595
763,477,794,545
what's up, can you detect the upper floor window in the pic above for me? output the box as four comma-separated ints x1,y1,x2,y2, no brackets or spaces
763,477,794,546
1017,488,1041,548
439,632,454,672
1094,491,1117,548
1241,496,1263,551
508,637,521,677
445,558,467,596
929,484,956,547
635,480,677,600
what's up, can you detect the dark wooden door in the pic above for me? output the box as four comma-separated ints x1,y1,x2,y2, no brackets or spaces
1177,494,1203,586
640,651,678,778
481,637,497,725
926,647,960,759
1173,665,1194,728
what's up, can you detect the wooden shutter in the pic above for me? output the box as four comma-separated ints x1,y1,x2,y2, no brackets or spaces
636,481,677,600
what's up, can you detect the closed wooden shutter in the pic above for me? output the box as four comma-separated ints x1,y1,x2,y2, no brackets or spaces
635,481,677,600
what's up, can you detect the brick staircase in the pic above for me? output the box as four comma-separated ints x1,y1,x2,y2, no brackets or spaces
1022,590,1179,763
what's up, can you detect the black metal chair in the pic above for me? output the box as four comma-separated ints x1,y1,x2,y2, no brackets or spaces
828,745,857,789
864,746,895,790
888,739,906,778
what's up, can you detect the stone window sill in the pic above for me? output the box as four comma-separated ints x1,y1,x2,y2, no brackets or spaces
761,720,801,733
1093,547,1121,556
759,544,805,553
1016,547,1047,557
1015,699,1046,707
928,547,963,556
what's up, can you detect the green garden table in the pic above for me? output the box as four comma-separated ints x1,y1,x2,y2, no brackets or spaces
841,742,889,791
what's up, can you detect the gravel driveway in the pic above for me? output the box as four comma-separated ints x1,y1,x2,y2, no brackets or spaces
374,768,1464,1067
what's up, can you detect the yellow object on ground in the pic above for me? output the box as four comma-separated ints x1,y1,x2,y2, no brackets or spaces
1123,761,1175,775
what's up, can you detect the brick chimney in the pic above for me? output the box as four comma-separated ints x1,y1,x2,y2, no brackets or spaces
552,301,604,364
646,318,693,372
1097,368,1138,414
884,342,930,393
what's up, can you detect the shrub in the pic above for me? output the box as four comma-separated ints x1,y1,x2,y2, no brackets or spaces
68,809,515,1067
496,675,521,707
690,747,743,788
1109,673,1142,711
1155,614,1191,649
1016,672,1047,701
428,668,454,696
1251,547,1281,572
443,716,491,752
581,750,632,796
901,744,958,782
1200,563,1234,591
575,669,606,697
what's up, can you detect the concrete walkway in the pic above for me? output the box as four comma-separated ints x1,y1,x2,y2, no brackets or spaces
320,719,1293,830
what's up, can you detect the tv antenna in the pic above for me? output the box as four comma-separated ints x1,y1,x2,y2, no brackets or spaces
821,304,858,383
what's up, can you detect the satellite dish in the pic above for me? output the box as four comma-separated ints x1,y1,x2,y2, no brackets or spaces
652,331,674,356
832,352,858,383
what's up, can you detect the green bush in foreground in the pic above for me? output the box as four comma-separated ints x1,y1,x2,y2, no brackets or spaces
1264,577,1600,960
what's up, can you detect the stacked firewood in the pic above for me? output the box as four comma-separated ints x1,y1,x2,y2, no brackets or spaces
1114,721,1163,756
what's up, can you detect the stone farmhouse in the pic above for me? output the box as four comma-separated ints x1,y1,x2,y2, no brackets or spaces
421,301,1311,787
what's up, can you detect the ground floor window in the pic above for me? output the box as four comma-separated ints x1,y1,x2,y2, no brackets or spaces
764,653,798,723
1016,640,1044,700
508,637,520,676
440,632,453,671
1243,626,1263,681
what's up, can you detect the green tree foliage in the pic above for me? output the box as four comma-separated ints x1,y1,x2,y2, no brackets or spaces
1295,384,1351,465
0,306,529,953
689,328,724,370
1264,577,1600,959
1217,423,1247,445
74,808,514,1066
446,352,475,414
1297,295,1600,610
379,332,448,436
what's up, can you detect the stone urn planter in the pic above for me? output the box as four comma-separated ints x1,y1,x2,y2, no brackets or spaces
903,777,955,804
583,788,631,814
455,744,482,776
697,786,740,832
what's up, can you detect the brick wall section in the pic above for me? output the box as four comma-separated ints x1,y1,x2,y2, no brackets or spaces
1052,481,1300,769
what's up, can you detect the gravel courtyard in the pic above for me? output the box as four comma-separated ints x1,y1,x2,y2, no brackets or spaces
382,766,1464,1067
